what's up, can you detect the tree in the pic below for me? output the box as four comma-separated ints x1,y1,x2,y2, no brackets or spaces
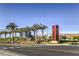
31,26,36,41
0,31,2,38
73,36,79,40
17,28,24,39
61,36,66,39
32,24,40,39
6,22,17,44
39,23,48,37
31,26,36,38
3,30,7,38
24,26,31,38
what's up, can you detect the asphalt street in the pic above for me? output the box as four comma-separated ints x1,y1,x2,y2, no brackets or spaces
0,44,79,56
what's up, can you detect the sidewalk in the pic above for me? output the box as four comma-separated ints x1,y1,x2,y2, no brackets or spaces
0,43,79,47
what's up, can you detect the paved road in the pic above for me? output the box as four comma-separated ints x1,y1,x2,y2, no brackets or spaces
0,45,79,56
0,45,24,56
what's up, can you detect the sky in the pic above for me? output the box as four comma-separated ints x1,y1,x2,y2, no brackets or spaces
0,3,79,35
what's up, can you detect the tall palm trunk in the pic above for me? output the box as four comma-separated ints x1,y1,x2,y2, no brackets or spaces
9,32,11,38
9,32,11,43
35,30,38,42
36,30,38,38
20,32,22,39
0,34,1,42
25,31,27,38
42,29,44,37
35,31,37,39
5,33,6,38
14,32,16,37
4,33,6,43
0,34,1,38
29,31,31,38
34,31,35,37
33,31,35,42
12,31,14,44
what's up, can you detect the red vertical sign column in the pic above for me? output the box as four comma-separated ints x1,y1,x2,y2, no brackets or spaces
52,25,56,41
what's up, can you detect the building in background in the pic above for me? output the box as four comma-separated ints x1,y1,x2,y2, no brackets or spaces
61,33,79,39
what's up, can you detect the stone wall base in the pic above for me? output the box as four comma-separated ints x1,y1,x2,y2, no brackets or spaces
50,41,58,44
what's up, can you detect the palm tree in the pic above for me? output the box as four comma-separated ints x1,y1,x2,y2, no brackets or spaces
0,31,2,43
32,24,40,38
24,26,31,38
14,28,18,37
31,26,36,38
0,31,2,38
18,27,25,39
31,24,41,43
6,22,17,44
39,23,48,37
16,28,21,38
9,31,11,38
3,30,7,38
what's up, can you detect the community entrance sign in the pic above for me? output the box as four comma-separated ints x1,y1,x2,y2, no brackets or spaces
52,25,60,42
